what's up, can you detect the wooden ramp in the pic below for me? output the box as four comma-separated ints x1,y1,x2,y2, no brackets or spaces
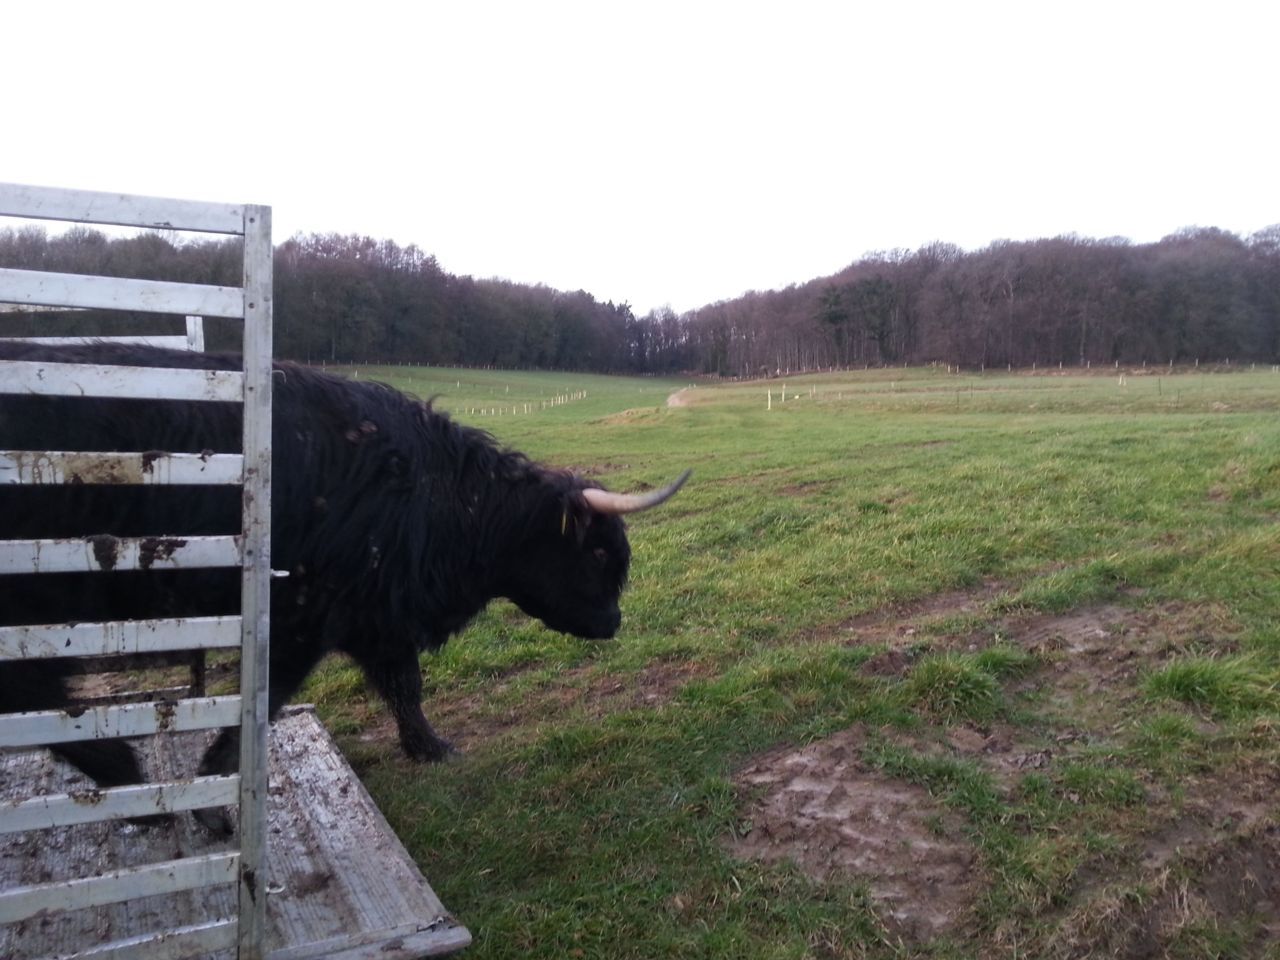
0,707,470,960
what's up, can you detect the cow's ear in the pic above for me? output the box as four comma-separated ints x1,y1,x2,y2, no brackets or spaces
560,493,592,545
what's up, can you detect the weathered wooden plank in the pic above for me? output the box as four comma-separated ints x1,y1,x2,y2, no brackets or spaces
269,922,473,960
0,709,471,960
264,709,470,959
0,268,244,318
0,617,239,662
0,451,243,486
38,919,239,960
0,696,241,748
0,359,243,401
0,534,242,575
0,775,239,834
0,182,246,235
0,851,238,924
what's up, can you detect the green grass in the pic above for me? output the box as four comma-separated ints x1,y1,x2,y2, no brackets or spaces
1144,655,1279,715
301,364,1280,959
331,363,691,432
906,653,1004,722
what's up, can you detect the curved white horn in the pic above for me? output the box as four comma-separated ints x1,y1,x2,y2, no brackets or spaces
581,469,692,516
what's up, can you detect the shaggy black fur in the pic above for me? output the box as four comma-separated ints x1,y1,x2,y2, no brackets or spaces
0,342,634,816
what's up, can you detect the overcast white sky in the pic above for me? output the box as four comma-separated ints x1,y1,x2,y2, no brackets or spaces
5,1,1277,315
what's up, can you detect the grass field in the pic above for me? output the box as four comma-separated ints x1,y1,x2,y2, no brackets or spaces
305,364,1280,959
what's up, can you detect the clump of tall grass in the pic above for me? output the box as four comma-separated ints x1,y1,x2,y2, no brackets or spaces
906,653,1003,722
1144,655,1278,715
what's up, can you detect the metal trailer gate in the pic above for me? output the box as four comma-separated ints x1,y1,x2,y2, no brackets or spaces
0,183,274,959
0,184,470,960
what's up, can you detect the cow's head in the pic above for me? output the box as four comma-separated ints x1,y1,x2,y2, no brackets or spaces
500,470,690,639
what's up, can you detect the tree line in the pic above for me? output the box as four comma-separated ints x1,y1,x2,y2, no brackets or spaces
2,223,1277,374
651,227,1280,376
0,229,635,370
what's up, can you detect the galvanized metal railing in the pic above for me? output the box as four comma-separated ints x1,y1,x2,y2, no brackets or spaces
0,313,207,351
0,183,273,960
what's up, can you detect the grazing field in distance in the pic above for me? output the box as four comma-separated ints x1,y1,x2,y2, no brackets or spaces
327,363,693,423
304,364,1280,959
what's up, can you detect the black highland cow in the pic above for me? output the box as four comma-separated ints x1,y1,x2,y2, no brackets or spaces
0,342,687,817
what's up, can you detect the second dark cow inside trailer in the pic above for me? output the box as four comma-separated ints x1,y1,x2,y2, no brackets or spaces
0,342,688,827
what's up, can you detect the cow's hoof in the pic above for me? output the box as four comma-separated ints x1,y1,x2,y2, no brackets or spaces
193,806,234,838
403,737,460,764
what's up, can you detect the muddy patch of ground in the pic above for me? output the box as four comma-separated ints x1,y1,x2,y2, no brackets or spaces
993,605,1160,738
802,577,1013,660
778,479,835,498
875,719,1066,787
359,655,710,755
1003,602,1242,738
727,726,978,940
830,582,1227,665
728,597,1273,947
853,596,1231,700
1048,822,1280,959
842,579,1012,640
562,461,632,479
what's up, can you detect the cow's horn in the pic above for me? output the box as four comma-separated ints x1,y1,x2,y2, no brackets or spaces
581,469,691,515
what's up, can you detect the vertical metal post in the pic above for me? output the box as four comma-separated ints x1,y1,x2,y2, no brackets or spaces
186,315,206,352
237,204,273,960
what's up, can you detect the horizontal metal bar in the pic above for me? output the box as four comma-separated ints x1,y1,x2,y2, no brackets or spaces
0,450,243,485
1,335,192,349
73,685,204,708
0,359,243,401
36,919,240,960
0,851,238,924
0,695,242,748
0,182,246,235
0,267,244,318
0,616,241,660
0,774,239,834
0,534,242,574
0,304,86,314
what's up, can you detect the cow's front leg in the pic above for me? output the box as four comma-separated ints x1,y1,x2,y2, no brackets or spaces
357,649,457,762
1,662,146,786
3,662,164,823
53,739,145,788
193,641,326,834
